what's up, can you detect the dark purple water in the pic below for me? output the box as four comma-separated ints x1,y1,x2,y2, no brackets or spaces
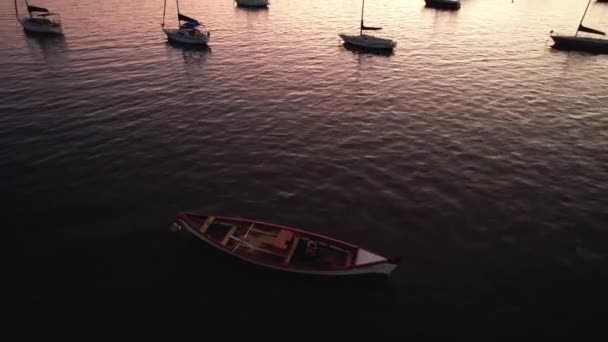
3,0,608,337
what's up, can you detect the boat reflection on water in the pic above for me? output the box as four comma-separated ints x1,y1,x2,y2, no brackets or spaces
235,3,269,27
24,31,67,64
166,39,211,65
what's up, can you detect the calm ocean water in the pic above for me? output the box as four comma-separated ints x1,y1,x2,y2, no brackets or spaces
3,0,608,337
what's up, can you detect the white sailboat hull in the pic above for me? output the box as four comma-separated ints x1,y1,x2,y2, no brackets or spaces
164,28,209,45
235,0,269,7
339,34,396,50
20,18,63,35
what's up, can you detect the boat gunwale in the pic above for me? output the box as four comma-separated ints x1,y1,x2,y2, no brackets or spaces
176,211,397,271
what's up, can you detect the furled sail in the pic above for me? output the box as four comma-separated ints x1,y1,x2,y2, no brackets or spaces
178,13,200,25
27,5,49,13
361,20,382,30
578,24,605,35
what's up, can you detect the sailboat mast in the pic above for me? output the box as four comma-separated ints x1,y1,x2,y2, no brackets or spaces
575,0,592,37
176,0,181,22
14,0,19,18
162,0,167,27
24,0,31,18
360,0,365,36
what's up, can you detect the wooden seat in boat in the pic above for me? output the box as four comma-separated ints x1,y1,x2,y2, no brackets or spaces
221,225,237,246
284,236,300,264
273,230,293,250
199,216,215,233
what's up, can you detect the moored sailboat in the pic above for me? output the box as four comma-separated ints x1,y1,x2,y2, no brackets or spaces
424,0,461,10
550,0,608,53
162,0,210,45
234,0,269,8
339,0,396,51
15,0,63,35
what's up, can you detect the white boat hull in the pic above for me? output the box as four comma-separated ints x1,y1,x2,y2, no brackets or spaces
177,219,398,276
235,0,269,7
164,28,209,45
339,34,396,50
20,18,63,35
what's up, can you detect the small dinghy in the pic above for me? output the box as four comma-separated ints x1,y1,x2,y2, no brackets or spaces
550,0,608,53
424,0,461,10
339,0,396,51
234,0,269,8
16,1,63,35
162,0,210,46
173,212,400,277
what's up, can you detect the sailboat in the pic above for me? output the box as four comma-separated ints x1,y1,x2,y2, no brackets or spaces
550,0,608,53
234,0,269,8
162,0,210,45
15,0,63,35
339,0,396,50
424,0,461,10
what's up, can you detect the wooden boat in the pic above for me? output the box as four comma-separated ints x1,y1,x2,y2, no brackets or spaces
550,0,607,53
424,0,461,10
173,212,400,276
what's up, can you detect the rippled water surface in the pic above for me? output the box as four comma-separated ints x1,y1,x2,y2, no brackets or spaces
3,0,608,337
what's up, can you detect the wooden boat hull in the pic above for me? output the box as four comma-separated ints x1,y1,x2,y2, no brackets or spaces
174,212,399,277
424,0,461,10
551,34,608,53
